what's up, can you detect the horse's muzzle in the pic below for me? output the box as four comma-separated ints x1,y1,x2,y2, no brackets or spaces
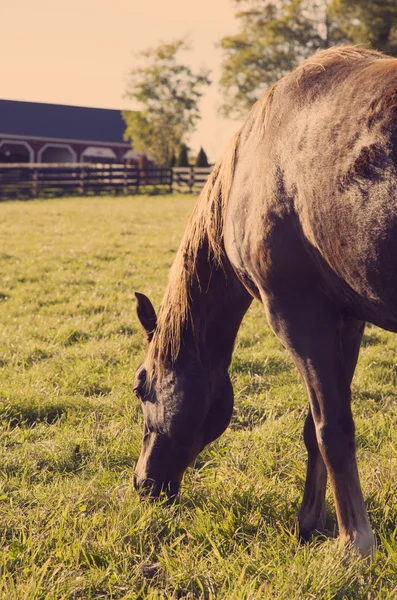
133,473,180,500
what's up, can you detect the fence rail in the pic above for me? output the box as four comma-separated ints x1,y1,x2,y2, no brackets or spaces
172,167,212,193
0,163,213,198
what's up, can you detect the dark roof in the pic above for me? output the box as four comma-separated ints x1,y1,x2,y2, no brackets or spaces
0,99,130,144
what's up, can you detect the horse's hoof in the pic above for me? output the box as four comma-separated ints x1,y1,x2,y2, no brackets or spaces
340,529,376,557
299,527,328,543
298,510,327,542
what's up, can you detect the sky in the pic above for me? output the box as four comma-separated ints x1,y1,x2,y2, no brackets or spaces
0,0,243,162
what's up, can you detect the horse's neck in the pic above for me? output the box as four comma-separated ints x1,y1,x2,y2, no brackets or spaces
184,246,252,370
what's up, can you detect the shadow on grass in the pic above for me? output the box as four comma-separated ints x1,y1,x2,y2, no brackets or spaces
230,405,267,430
231,356,292,377
0,402,68,428
18,348,52,367
353,389,386,403
177,483,285,529
362,332,383,347
56,329,90,347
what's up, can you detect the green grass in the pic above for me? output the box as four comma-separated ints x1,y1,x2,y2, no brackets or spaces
0,195,396,599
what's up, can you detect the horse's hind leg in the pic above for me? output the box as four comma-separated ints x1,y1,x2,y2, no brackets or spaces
265,292,374,554
298,316,365,540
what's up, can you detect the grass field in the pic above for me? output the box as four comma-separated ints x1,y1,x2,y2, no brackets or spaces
0,195,397,599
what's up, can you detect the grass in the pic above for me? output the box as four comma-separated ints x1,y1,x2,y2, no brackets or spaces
0,195,396,599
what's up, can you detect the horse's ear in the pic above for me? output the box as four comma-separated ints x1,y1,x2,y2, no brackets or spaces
135,292,157,342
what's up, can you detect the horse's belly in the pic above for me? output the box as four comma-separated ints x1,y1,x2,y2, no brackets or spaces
301,178,397,324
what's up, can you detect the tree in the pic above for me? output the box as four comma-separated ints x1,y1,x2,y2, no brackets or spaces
176,144,189,167
123,40,211,167
219,0,397,119
195,147,210,167
331,0,397,55
169,152,176,168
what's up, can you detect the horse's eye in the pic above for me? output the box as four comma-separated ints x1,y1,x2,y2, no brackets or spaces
133,386,142,400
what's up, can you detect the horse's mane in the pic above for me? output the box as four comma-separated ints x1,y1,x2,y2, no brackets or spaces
294,45,385,85
146,129,243,378
146,46,388,379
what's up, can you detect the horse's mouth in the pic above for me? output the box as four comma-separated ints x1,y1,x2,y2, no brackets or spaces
133,474,180,500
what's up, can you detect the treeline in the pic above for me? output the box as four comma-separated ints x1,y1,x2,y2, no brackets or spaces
123,1,397,165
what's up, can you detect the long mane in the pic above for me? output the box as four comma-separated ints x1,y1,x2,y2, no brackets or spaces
295,45,383,80
146,45,388,378
146,129,242,376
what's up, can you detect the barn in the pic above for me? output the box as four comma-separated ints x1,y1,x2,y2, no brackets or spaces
0,99,148,165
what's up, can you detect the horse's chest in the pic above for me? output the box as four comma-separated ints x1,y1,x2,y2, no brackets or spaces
224,198,321,299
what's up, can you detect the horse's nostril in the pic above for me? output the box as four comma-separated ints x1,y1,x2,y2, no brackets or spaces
134,477,160,499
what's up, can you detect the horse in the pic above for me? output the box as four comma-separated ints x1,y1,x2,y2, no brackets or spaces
133,46,397,555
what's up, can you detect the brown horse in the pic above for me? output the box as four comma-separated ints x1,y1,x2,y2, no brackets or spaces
133,46,397,554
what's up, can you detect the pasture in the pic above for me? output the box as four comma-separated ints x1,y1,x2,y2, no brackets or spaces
0,195,396,599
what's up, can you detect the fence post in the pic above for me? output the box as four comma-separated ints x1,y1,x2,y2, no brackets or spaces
169,168,173,193
79,164,85,195
123,164,128,194
136,168,140,193
109,163,113,191
189,166,194,193
32,167,38,197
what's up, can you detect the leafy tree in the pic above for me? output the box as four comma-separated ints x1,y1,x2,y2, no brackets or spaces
176,144,190,167
195,146,210,167
123,40,211,166
331,0,397,55
219,0,397,119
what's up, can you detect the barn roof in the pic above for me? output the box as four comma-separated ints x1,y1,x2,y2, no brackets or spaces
0,99,130,145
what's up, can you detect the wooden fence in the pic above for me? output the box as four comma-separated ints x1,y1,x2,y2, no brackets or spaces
0,163,213,198
172,167,212,193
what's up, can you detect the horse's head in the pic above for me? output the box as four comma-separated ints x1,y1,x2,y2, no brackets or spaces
133,292,234,499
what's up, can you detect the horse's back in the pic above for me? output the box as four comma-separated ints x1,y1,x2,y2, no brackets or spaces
226,48,397,331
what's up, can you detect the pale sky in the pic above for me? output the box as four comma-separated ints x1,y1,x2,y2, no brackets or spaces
0,0,243,162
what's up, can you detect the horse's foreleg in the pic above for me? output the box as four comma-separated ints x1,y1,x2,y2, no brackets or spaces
298,316,365,540
298,408,327,540
265,293,374,554
340,317,365,384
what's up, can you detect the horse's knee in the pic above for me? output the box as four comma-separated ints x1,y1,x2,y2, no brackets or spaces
316,417,355,468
